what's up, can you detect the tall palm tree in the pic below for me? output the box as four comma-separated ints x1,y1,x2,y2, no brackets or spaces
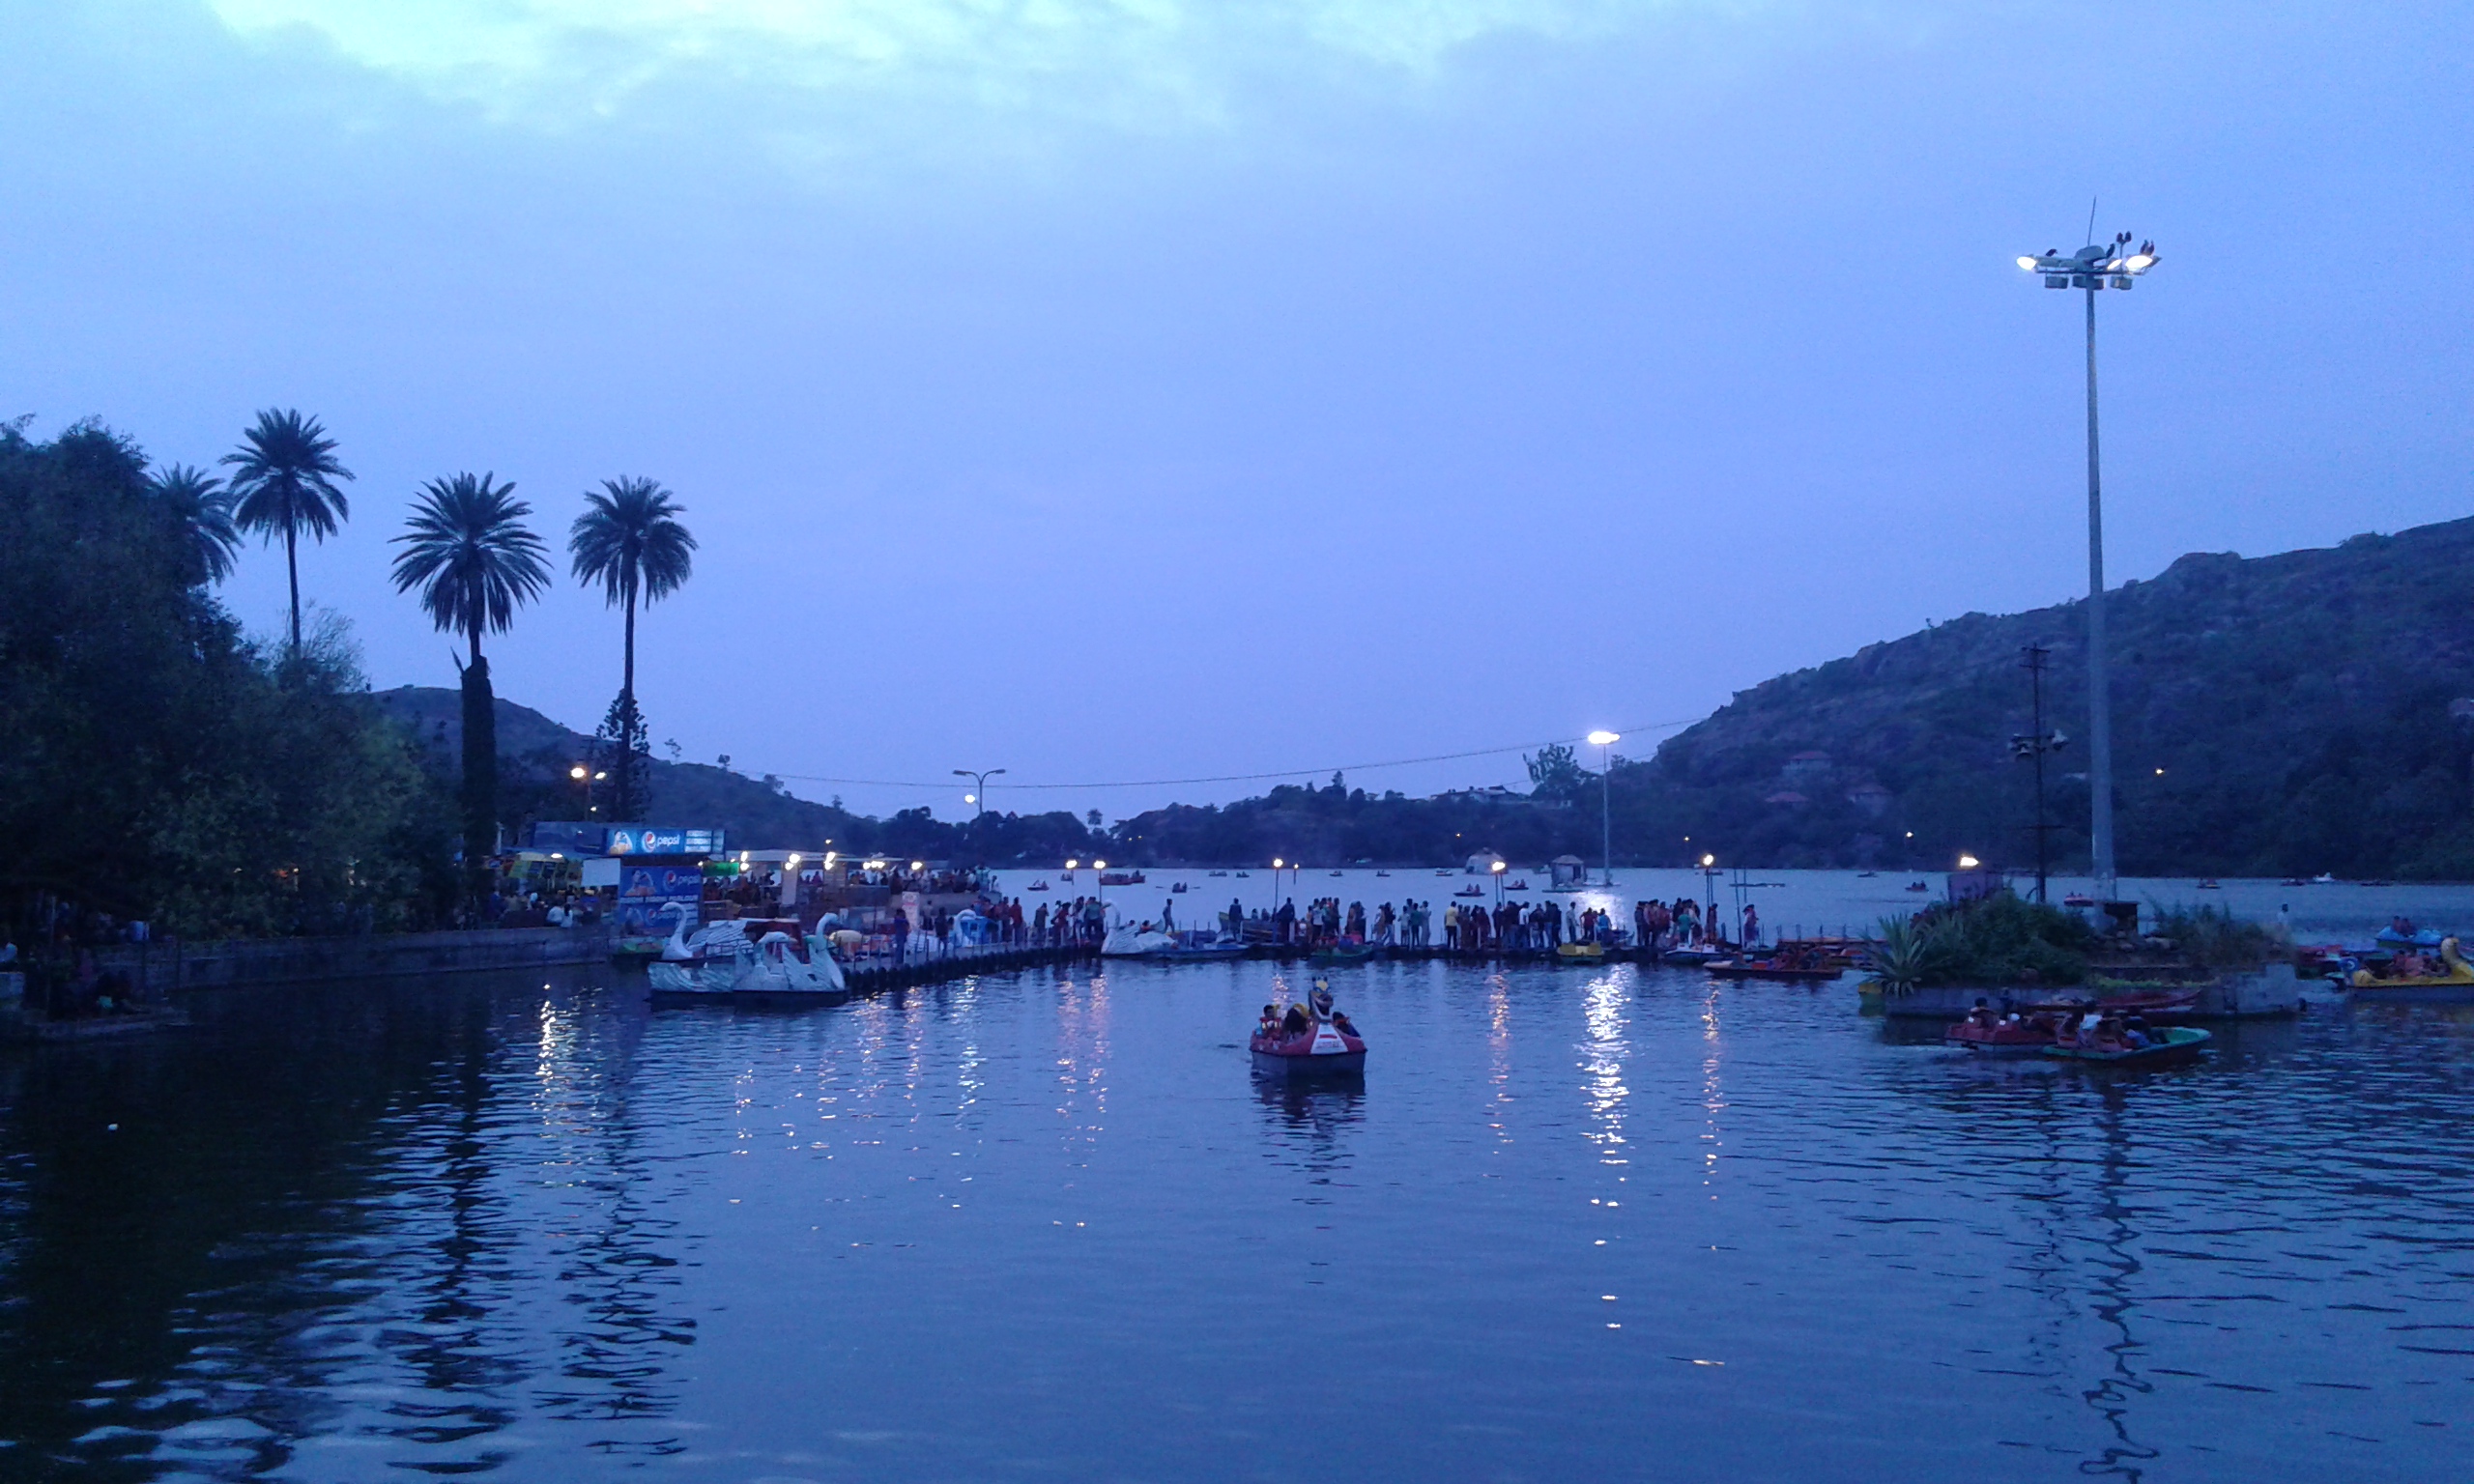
150,464,241,585
568,477,695,822
391,472,551,890
222,409,353,652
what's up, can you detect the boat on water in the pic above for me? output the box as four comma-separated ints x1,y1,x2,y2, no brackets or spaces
1434,869,1454,877
649,910,848,1004
1453,886,1486,899
1705,956,1844,982
2374,925,2447,949
1905,881,1931,894
1661,945,1724,966
1310,942,1383,965
1170,882,1188,894
1856,870,1878,878
1236,870,1251,877
1945,1014,2060,1056
1026,879,1050,892
2061,893,2097,907
1328,870,1344,877
2337,937,2474,1000
1209,870,1228,876
2046,1026,2212,1065
1100,870,1146,886
1100,924,1180,957
2197,878,2222,890
1505,879,1530,891
1375,870,1391,878
1251,979,1366,1080
1555,941,1605,962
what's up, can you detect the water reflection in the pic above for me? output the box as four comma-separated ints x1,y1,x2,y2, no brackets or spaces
1577,973,1628,1171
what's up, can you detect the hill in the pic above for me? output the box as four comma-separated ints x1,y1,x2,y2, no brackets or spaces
371,686,1102,861
1618,518,2474,878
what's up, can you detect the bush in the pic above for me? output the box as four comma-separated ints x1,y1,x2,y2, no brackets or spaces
1908,892,2092,987
2146,902,2281,968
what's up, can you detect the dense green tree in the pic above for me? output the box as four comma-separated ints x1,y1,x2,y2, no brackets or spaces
1,420,451,944
568,476,694,822
389,472,551,889
222,409,353,652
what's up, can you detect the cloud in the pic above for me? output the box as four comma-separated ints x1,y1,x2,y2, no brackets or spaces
202,1,1688,129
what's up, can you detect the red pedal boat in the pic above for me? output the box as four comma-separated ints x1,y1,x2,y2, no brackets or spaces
1250,1020,1366,1079
1945,1014,2061,1056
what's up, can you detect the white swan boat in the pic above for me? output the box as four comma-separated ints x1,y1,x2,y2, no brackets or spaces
647,906,849,1004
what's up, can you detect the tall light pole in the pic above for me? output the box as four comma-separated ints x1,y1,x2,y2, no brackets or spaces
2018,229,2160,900
1587,729,1621,886
953,768,1005,822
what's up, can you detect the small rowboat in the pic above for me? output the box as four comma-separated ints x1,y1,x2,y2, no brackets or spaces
1310,943,1382,965
2045,1026,2211,1064
1251,1022,1366,1079
1705,957,1844,981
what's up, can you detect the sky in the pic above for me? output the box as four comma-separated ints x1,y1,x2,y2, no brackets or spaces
4,1,2468,825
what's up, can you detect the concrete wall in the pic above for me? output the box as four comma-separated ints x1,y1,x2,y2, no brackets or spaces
93,926,614,995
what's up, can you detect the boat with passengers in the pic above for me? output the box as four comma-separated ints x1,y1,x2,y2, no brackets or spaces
1250,977,1366,1080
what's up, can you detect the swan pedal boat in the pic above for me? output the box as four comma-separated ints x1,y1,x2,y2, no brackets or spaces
1250,1021,1366,1080
2044,1026,2211,1064
648,911,849,1004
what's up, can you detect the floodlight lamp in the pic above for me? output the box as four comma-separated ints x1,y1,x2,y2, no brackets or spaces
1094,860,1107,870
1491,860,1506,873
2016,256,2039,271
1587,729,1621,746
569,764,588,780
2124,253,2155,271
1958,853,1980,870
1700,853,1715,868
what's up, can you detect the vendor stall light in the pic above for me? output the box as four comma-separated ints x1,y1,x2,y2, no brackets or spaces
786,853,801,868
1958,854,1980,870
910,861,925,872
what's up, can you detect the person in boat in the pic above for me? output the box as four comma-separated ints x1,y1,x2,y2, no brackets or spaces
1257,1004,1281,1039
1967,998,1997,1028
2120,1014,2153,1050
1331,1010,1359,1039
1280,1002,1311,1037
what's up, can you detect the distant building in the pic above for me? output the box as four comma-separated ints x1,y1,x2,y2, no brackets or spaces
1780,750,1832,783
1434,785,1565,810
1846,782,1893,817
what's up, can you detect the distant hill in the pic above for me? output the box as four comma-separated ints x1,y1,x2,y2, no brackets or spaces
371,686,861,850
370,686,1101,862
1622,518,2474,878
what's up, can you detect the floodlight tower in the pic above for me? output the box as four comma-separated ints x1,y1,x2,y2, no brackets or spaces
2016,231,2161,899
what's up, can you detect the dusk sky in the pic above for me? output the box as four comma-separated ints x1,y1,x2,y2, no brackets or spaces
6,1,2466,825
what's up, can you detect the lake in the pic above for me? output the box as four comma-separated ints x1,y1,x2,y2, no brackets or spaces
2,948,2469,1480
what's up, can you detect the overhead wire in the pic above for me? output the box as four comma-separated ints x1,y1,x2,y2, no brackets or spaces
763,715,1706,795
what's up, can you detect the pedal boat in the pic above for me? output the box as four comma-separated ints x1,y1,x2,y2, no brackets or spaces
2044,1026,2212,1064
1250,1021,1366,1079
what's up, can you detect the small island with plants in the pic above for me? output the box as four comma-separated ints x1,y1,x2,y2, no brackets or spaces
1863,894,2300,1019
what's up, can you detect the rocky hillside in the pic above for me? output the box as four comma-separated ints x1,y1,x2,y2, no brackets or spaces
1620,518,2474,877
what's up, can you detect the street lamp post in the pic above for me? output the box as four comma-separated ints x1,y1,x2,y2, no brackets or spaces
1586,729,1621,885
953,768,1005,821
1093,859,1108,931
2018,230,2160,900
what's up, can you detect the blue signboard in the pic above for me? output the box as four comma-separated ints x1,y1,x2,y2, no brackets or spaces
615,862,705,937
606,826,723,856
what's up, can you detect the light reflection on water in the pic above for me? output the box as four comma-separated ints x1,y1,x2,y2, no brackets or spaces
0,962,2468,1482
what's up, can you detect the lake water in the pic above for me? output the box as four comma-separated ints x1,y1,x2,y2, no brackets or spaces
3,951,2470,1480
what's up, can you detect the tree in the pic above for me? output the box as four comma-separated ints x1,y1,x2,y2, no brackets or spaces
222,409,353,652
150,464,241,585
389,473,550,885
1525,743,1591,800
567,476,695,822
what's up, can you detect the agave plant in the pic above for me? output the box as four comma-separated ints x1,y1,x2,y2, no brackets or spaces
1866,914,1929,995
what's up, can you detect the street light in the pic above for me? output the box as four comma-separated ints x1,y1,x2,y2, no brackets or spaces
1586,729,1621,885
2018,227,2162,900
1094,860,1108,928
953,768,1006,822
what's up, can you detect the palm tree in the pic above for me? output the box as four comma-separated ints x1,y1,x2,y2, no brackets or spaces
222,409,353,651
568,477,695,821
391,472,551,890
150,464,241,585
